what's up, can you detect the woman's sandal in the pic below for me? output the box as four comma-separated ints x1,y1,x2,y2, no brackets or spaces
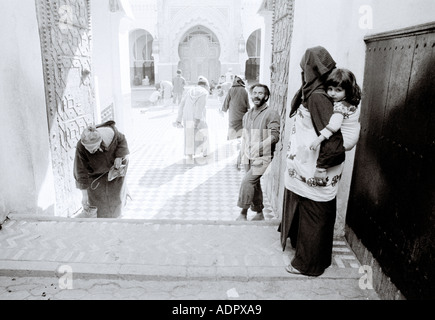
285,265,303,275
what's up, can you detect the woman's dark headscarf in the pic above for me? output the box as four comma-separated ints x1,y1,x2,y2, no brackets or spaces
290,46,336,117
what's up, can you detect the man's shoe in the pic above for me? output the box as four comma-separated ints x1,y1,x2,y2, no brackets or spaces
251,212,264,221
236,214,247,221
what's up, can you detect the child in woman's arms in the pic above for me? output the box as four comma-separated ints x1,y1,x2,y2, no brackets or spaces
310,68,361,153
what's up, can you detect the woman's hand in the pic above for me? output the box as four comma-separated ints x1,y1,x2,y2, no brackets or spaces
314,168,327,184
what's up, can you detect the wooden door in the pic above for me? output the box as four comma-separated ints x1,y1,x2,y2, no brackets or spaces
179,32,220,83
346,24,435,299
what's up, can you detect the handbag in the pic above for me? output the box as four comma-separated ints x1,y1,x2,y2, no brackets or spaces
108,163,127,181
91,158,128,190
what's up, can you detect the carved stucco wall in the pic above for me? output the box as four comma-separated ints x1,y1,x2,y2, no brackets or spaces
35,0,96,217
263,0,295,218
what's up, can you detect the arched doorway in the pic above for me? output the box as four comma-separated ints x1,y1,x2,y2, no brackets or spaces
178,25,221,84
245,29,261,84
130,29,155,86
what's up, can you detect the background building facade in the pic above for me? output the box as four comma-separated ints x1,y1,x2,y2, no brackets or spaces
128,0,264,85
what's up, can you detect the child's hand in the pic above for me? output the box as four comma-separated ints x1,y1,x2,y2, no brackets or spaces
333,101,348,111
309,137,323,151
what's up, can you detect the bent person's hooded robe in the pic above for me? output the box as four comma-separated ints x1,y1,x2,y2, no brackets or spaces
74,121,130,218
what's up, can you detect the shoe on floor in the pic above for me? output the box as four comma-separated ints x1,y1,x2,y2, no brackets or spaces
251,212,264,221
236,214,247,221
286,265,303,275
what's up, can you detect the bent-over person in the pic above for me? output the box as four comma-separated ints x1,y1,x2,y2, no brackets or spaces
74,121,130,218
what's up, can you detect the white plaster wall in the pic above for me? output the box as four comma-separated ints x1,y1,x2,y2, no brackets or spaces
0,0,55,219
367,0,435,33
285,0,435,236
118,17,135,140
91,0,116,122
240,0,264,79
241,0,264,38
258,9,273,87
91,0,133,139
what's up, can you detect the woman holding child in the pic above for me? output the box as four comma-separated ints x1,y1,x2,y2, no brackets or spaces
279,46,361,277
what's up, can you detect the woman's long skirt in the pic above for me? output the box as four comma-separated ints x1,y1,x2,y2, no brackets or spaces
279,188,337,276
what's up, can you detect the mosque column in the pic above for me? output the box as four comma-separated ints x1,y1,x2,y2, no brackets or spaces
238,35,249,78
151,37,160,82
258,5,273,86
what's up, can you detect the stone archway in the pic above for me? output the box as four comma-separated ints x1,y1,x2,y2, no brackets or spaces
178,25,221,84
130,29,155,86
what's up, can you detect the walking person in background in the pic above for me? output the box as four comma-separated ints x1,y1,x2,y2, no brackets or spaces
174,77,210,160
160,80,174,108
226,68,235,83
172,69,187,111
209,80,217,95
197,75,211,93
217,75,227,103
74,121,130,219
221,81,233,99
279,46,359,277
236,84,280,221
221,75,251,169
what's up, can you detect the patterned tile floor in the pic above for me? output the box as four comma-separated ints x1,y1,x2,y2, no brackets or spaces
122,92,276,221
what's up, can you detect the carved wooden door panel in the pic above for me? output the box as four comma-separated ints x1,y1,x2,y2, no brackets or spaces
268,0,295,199
179,34,220,83
35,0,95,217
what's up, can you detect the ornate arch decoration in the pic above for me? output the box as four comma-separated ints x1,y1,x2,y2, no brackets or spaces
246,28,262,57
129,29,154,58
170,9,229,59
